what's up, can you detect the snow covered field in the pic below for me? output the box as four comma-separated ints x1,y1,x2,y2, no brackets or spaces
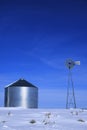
0,108,87,130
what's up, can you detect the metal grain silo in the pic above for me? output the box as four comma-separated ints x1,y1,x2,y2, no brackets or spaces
4,79,38,108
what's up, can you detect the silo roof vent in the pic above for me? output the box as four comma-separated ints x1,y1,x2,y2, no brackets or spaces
6,79,37,88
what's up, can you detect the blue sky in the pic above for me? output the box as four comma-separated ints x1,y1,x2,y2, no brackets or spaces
0,0,87,108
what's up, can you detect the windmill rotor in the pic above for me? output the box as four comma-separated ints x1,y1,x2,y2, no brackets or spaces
65,59,80,69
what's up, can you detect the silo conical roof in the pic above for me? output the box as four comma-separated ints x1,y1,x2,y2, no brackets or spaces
6,79,37,88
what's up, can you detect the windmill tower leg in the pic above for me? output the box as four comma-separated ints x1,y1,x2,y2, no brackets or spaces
66,69,76,109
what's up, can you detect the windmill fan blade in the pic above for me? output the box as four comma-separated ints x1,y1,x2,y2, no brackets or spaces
75,61,80,65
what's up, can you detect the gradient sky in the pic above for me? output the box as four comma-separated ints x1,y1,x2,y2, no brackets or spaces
0,0,87,108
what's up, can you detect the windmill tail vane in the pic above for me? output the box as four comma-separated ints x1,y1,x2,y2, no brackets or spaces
74,61,80,65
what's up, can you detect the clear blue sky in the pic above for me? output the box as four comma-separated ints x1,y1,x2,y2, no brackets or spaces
0,0,87,108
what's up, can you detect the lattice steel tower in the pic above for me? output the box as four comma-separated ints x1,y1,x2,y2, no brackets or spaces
65,59,80,109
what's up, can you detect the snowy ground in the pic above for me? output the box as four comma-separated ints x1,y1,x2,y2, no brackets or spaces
0,108,87,130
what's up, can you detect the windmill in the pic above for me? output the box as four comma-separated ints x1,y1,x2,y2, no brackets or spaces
65,59,80,109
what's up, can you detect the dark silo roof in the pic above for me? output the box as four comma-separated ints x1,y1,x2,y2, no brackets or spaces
6,79,37,88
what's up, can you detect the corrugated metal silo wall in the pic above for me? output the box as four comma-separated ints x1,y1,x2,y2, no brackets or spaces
4,86,38,108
